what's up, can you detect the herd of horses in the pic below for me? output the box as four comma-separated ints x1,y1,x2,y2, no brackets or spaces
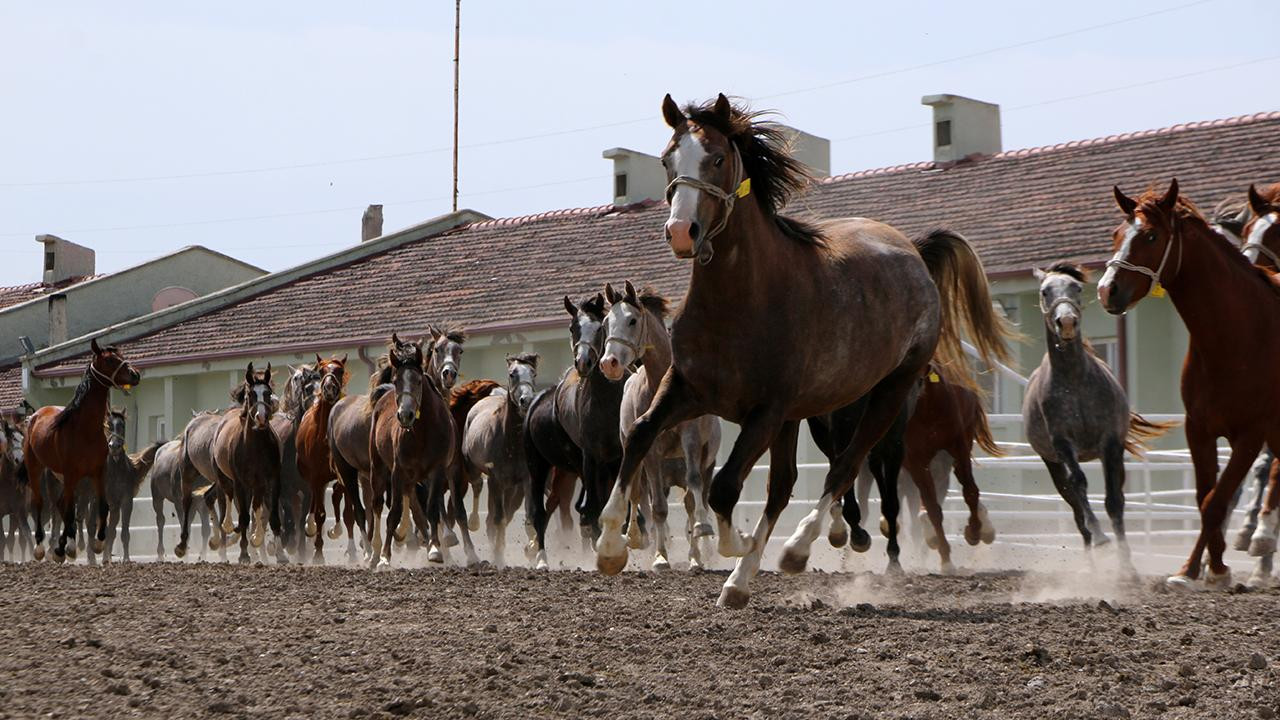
1,94,1278,608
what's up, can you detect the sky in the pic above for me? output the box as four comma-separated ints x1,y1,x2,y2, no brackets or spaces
0,1,1277,287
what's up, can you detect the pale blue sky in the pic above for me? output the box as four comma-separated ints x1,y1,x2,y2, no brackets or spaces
1,1,1276,287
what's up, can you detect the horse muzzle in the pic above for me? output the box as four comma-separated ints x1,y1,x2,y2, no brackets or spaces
396,408,416,428
599,354,626,382
1097,281,1132,316
665,219,699,259
441,367,458,389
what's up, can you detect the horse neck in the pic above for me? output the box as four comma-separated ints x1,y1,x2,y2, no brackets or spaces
682,196,780,319
638,311,672,386
311,394,337,435
1165,218,1267,353
1042,319,1090,376
70,377,112,431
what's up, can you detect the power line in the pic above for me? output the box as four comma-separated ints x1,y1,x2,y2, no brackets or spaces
0,0,1218,188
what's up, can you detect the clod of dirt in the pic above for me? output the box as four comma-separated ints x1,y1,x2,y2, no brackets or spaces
1097,599,1119,614
1258,706,1276,719
1121,626,1136,637
1177,663,1196,677
1026,676,1046,690
1095,702,1130,718
106,682,130,696
384,698,414,716
1025,644,1052,666
914,689,942,701
1247,653,1268,670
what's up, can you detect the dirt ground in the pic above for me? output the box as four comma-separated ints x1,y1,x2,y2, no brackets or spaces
0,563,1276,720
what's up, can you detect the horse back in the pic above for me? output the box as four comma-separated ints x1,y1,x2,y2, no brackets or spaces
328,394,373,473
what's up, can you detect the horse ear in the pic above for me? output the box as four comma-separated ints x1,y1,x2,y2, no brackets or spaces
264,362,272,382
91,338,103,355
1158,178,1179,214
245,362,255,383
1032,267,1046,282
429,325,442,342
712,93,732,124
315,354,324,367
624,280,639,306
528,353,540,371
661,93,684,129
340,353,348,365
1113,186,1137,216
1248,184,1273,216
604,283,621,304
391,332,403,348
563,296,577,317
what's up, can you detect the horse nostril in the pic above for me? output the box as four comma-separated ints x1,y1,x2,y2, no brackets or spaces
688,222,701,241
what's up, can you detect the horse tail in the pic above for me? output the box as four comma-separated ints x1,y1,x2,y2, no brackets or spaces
1125,412,1177,456
972,407,1005,458
913,228,1020,383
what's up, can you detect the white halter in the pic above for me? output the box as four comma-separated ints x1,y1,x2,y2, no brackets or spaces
664,147,750,265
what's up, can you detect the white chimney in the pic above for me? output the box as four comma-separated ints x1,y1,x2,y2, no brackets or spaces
47,293,68,346
920,94,1002,163
602,148,667,205
37,235,95,285
778,125,831,178
362,204,384,242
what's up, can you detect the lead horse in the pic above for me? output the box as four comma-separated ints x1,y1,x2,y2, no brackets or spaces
1098,179,1280,588
596,94,1012,607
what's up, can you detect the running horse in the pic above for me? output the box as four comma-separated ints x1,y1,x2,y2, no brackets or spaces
213,363,286,564
1098,179,1280,588
0,420,33,561
597,94,1012,606
22,339,141,561
367,334,454,568
294,355,347,564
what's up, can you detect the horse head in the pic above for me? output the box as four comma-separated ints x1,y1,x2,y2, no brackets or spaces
1033,262,1089,344
504,352,539,417
315,354,348,405
428,324,466,390
89,338,142,392
236,362,277,430
388,333,425,429
1098,179,1182,315
1243,183,1280,270
105,407,127,456
564,293,606,377
601,280,669,381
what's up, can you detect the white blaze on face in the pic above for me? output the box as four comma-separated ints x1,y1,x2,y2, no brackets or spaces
667,132,708,225
1244,212,1278,263
1099,217,1144,288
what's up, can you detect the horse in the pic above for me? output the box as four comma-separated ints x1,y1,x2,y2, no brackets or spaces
326,364,390,562
213,362,286,564
841,365,1002,572
0,420,33,561
527,293,626,566
99,408,162,563
409,324,469,555
294,355,348,564
462,353,539,568
271,363,321,559
22,338,141,562
368,334,454,568
600,280,721,571
180,410,237,560
523,379,586,563
1241,183,1280,270
1025,261,1170,572
1096,179,1280,588
597,94,1013,607
150,438,213,561
442,379,500,564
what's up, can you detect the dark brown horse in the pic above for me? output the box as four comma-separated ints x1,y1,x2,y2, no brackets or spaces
368,334,454,568
1098,179,1280,588
213,363,285,564
597,95,1012,607
294,355,347,564
22,339,141,561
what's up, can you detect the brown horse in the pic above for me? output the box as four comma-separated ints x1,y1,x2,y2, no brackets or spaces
368,334,454,568
0,420,33,561
597,94,1012,607
22,339,140,561
213,363,285,564
295,355,348,564
1098,179,1280,588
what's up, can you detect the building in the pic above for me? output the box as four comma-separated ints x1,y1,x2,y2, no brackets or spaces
16,103,1280,524
0,237,264,418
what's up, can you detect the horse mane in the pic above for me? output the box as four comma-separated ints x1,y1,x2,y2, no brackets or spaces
683,98,825,248
507,352,540,369
1255,183,1280,205
1135,187,1204,223
368,357,394,398
635,287,670,321
433,324,467,345
51,366,96,429
450,379,501,410
1211,196,1249,238
1045,260,1090,283
579,294,606,320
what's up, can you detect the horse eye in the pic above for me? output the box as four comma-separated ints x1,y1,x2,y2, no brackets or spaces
629,318,637,326
1144,232,1158,244
714,156,724,168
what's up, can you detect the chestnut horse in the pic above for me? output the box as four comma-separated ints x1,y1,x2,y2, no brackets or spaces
22,339,141,561
1241,183,1280,270
213,363,285,564
295,355,348,564
368,334,454,568
1098,179,1280,588
597,95,1012,607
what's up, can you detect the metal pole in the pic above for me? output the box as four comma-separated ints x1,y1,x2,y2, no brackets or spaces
452,0,461,212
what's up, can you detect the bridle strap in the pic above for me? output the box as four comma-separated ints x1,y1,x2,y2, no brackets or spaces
1039,295,1081,317
664,148,749,265
89,361,127,389
1105,219,1180,296
1243,239,1280,267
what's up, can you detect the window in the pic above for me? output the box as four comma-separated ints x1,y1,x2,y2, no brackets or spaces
149,415,167,444
1093,338,1119,374
614,173,628,199
935,120,952,147
44,251,55,271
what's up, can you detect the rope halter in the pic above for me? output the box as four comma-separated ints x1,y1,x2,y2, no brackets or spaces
1242,213,1280,267
664,148,751,265
89,359,132,391
1104,219,1180,299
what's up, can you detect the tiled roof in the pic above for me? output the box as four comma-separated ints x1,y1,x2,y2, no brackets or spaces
0,364,23,411
31,110,1280,377
0,276,99,311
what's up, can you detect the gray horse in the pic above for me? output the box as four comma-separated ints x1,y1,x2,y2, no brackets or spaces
1023,262,1170,570
182,410,235,560
0,420,33,561
150,438,213,560
100,408,162,563
462,353,539,569
599,281,721,571
271,363,320,558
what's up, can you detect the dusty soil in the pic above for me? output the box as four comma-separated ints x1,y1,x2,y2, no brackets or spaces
0,563,1276,720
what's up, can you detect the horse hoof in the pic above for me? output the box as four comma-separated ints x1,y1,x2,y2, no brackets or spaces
596,549,627,576
688,558,704,574
1233,529,1256,552
980,525,996,544
879,517,891,538
238,554,251,565
827,526,848,548
1205,567,1232,590
92,539,105,554
939,561,958,575
964,524,981,547
778,547,809,575
176,543,189,558
885,559,905,576
311,552,325,566
1092,533,1111,548
206,536,219,551
468,516,480,533
1246,569,1275,589
33,546,45,561
374,557,391,571
849,527,872,553
327,525,343,541
692,522,714,539
1165,574,1197,591
250,535,264,549
266,540,278,556
652,555,670,572
716,585,751,609
53,547,66,563
1248,535,1277,557
445,534,460,549
427,547,443,564
523,541,538,562
65,546,76,560
923,533,939,550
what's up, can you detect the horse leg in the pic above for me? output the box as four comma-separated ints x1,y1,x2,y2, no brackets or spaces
1049,438,1105,546
119,498,134,563
26,459,46,560
486,475,506,569
152,491,167,560
197,498,211,560
598,372,701,575
526,446,554,566
907,451,953,573
948,449,988,546
871,438,905,574
781,368,921,574
718,420,800,608
679,428,714,539
53,475,77,562
236,485,252,564
328,479,346,541
1191,435,1264,588
1248,456,1280,557
310,479,327,565
1101,438,1135,575
1234,450,1271,551
1168,420,1219,584
705,406,784,563
647,457,672,570
412,480,443,565
1043,457,1095,548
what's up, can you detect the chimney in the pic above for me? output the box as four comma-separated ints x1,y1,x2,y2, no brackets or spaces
37,235,95,285
920,94,1002,163
778,125,831,178
602,148,667,205
362,204,384,242
47,293,68,347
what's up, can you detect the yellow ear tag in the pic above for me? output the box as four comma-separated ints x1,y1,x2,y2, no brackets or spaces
415,410,421,420
928,372,940,383
1150,283,1166,298
735,178,751,198
122,384,133,391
